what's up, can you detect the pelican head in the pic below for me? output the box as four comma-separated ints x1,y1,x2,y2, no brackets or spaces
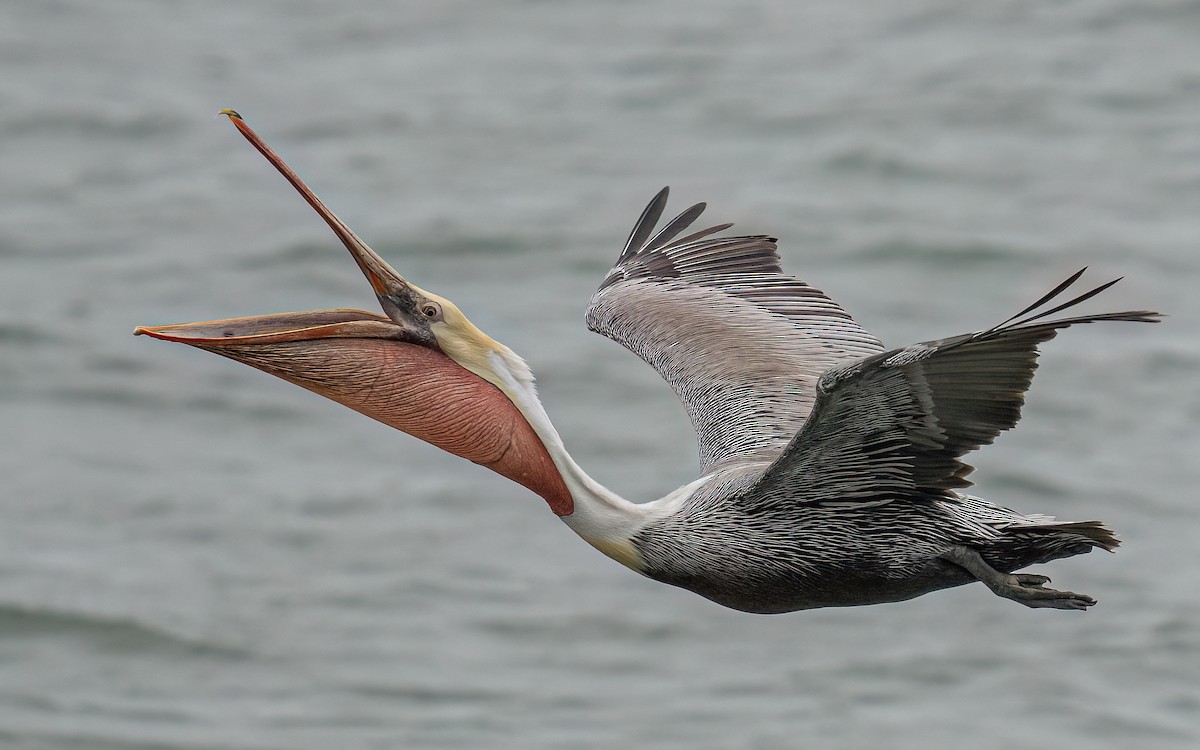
135,111,572,515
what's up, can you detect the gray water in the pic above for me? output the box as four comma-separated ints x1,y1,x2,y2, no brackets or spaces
2,1,1198,748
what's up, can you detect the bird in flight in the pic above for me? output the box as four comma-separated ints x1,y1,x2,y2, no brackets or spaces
137,111,1159,613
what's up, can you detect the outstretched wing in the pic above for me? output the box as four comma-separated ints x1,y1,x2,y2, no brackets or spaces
741,269,1161,510
586,188,884,474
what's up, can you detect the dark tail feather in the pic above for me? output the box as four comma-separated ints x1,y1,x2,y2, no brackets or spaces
1042,520,1120,552
988,519,1119,572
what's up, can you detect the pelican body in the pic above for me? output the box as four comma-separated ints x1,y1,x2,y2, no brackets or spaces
138,112,1160,613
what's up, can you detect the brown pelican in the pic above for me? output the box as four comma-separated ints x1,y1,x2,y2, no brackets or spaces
136,111,1160,613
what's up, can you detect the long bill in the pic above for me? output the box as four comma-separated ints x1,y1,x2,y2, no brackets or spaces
134,111,572,515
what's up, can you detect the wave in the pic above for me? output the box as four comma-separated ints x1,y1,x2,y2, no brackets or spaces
0,602,248,659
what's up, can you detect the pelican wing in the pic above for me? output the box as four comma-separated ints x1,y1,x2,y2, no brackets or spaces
741,271,1160,510
586,188,884,473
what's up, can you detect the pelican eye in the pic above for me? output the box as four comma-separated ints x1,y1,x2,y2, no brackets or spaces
420,302,442,320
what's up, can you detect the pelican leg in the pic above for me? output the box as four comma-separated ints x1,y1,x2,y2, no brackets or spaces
941,546,1096,610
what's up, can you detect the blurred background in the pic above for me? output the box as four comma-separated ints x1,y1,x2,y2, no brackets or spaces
2,1,1197,748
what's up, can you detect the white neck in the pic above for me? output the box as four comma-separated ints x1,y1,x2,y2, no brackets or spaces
484,349,664,569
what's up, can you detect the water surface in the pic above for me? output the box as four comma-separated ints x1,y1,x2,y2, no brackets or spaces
2,1,1197,748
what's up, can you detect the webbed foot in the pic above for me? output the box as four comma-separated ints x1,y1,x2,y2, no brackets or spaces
941,547,1096,610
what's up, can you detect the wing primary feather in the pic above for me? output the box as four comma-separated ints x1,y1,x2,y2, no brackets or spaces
671,222,735,247
1006,277,1123,328
620,187,670,262
987,267,1087,332
641,202,708,254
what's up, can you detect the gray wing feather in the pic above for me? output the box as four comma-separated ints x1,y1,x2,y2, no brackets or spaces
587,188,884,474
742,271,1161,510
